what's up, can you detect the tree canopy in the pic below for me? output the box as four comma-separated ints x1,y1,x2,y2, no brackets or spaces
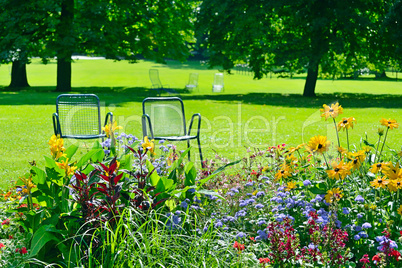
196,0,401,96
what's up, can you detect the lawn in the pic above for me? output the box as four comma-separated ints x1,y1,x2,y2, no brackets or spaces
0,58,401,189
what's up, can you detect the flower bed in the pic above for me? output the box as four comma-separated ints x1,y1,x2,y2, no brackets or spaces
0,103,401,267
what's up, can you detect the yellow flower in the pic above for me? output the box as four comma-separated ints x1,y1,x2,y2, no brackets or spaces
56,158,77,177
370,162,386,174
19,176,36,195
305,135,331,154
285,181,297,191
320,103,343,120
370,176,389,189
337,146,348,155
326,161,351,180
325,188,343,203
387,179,399,192
347,151,366,170
380,118,399,130
363,146,372,153
397,205,402,216
337,117,356,131
382,162,400,180
102,121,123,138
48,135,66,159
370,204,377,211
142,136,155,155
275,165,292,180
288,143,305,154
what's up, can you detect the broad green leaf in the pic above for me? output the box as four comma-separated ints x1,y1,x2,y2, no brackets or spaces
92,140,102,150
29,225,61,257
31,166,46,184
167,168,178,184
146,159,160,186
65,144,79,160
184,162,196,187
76,149,103,168
165,199,176,211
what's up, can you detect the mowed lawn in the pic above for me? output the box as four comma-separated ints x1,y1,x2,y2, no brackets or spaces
0,58,401,189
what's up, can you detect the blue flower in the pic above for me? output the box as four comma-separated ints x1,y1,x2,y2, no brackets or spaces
255,204,264,209
354,234,361,240
342,207,350,214
256,191,265,198
362,222,372,229
245,181,255,187
226,192,235,197
354,225,362,232
257,219,266,225
256,229,268,240
159,140,165,144
303,180,312,186
355,195,365,202
358,231,368,238
230,188,239,193
214,221,223,228
236,232,246,239
357,213,364,219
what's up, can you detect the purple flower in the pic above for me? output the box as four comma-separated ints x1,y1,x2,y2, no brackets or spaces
362,222,372,229
342,207,350,214
255,204,264,209
357,213,364,219
355,195,365,202
214,221,223,228
257,220,266,225
303,180,312,186
354,234,361,240
358,231,368,238
236,232,246,239
256,191,265,198
245,181,255,187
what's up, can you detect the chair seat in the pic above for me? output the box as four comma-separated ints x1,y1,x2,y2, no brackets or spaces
62,134,106,140
154,135,197,141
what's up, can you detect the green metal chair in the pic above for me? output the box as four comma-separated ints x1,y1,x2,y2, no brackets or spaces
212,73,224,92
149,69,179,96
142,97,203,167
52,94,113,139
185,73,199,91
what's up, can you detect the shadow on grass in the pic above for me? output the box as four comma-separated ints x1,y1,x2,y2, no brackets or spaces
1,86,402,109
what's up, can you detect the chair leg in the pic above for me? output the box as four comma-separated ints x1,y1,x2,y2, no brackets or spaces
197,136,204,168
187,140,191,161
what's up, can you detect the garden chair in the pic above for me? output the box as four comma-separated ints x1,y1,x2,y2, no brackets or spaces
212,73,224,92
149,69,178,96
141,97,203,167
185,73,199,91
52,94,113,140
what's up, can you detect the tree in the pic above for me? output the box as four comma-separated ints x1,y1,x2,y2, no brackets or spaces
196,0,392,96
47,0,194,92
0,0,55,88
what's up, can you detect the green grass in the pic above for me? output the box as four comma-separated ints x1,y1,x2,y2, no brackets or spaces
0,58,401,189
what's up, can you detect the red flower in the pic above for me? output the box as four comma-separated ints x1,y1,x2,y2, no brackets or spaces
233,241,245,251
372,254,381,262
359,254,370,264
0,243,4,249
16,247,28,255
400,230,402,236
390,249,401,260
259,257,271,263
20,247,27,254
249,237,256,242
251,170,258,176
8,235,13,239
1,219,10,225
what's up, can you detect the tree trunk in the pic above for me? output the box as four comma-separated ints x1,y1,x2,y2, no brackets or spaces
56,57,72,92
9,60,30,88
303,61,319,97
56,0,74,92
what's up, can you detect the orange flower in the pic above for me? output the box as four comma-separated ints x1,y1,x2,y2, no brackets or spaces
320,103,343,120
337,117,356,131
326,161,351,180
380,118,399,129
305,135,331,154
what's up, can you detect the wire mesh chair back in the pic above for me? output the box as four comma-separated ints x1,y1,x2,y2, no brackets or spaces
212,73,224,92
186,73,199,91
143,98,186,137
149,69,162,88
56,94,102,138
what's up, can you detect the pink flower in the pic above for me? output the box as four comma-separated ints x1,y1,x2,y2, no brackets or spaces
0,243,5,249
1,219,10,225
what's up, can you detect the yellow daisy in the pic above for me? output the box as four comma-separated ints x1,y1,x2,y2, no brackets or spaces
337,117,356,131
320,103,343,120
370,176,389,189
305,135,331,154
325,188,343,203
380,118,399,130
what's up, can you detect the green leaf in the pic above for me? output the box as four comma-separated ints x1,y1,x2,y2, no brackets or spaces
44,156,58,169
198,159,241,187
146,159,160,186
76,149,103,168
65,144,79,160
165,199,176,211
92,141,102,150
29,225,61,257
167,168,178,184
31,167,46,184
197,189,223,199
184,162,196,187
308,182,327,195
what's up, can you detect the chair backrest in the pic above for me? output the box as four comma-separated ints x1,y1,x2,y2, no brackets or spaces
188,73,198,87
143,97,186,137
56,94,102,137
212,73,224,92
149,69,162,88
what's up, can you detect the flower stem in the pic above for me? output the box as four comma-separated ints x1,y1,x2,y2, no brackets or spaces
333,118,341,157
378,127,389,162
322,153,330,169
374,135,382,162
